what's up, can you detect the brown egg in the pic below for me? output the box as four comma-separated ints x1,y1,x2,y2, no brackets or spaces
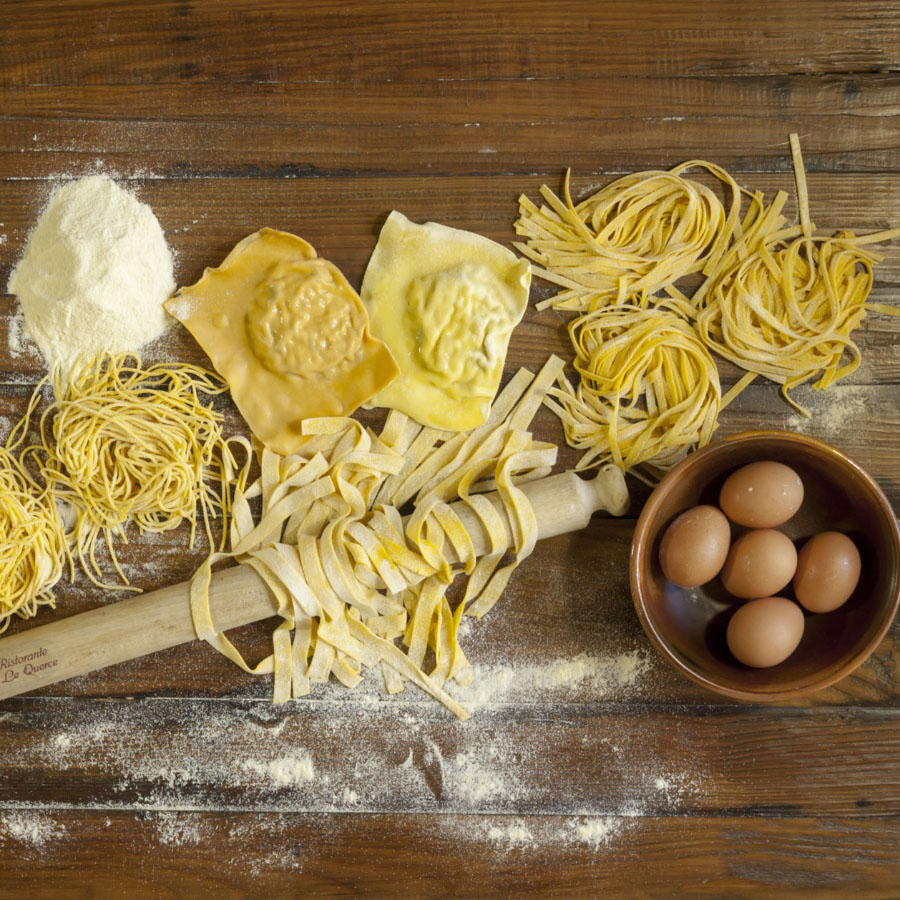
658,505,731,587
720,529,798,599
793,531,862,613
726,596,805,667
719,461,804,528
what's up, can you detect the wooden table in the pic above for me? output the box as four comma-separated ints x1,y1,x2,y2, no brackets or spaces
2,2,899,896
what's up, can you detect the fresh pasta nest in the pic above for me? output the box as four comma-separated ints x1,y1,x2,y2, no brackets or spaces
35,353,248,588
544,299,732,480
514,164,741,311
693,137,900,412
696,234,878,410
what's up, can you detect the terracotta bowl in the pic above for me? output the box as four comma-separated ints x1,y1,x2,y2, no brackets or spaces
630,431,900,702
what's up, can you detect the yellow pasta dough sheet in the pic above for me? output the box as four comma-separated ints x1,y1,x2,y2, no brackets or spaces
361,211,531,430
165,228,399,456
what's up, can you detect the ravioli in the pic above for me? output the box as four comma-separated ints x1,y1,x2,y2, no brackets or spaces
165,228,398,455
361,211,531,430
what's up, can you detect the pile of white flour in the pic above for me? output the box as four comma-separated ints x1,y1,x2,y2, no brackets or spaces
7,175,174,373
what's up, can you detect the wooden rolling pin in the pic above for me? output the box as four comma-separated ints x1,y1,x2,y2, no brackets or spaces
0,466,628,700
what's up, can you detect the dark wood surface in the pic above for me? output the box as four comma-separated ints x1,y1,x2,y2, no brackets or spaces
2,2,900,897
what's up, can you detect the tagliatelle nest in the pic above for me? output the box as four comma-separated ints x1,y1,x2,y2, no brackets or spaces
693,136,900,413
543,299,749,482
514,162,742,311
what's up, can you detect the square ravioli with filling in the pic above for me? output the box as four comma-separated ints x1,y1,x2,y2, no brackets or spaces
361,211,531,430
165,228,398,455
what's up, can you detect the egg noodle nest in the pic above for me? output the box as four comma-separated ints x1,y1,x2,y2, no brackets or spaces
30,353,248,590
515,134,900,480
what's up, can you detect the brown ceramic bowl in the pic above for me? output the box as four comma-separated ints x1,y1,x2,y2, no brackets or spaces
630,431,900,702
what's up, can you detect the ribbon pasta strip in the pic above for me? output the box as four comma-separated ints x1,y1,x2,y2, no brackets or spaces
32,352,250,589
514,163,744,312
189,356,564,719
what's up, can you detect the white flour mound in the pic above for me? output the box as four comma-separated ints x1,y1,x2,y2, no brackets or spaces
7,175,175,373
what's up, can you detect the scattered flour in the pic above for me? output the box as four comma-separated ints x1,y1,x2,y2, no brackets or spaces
449,650,652,712
479,816,627,854
6,309,28,358
446,747,521,805
570,816,623,849
0,812,65,849
786,386,869,435
225,815,304,874
242,754,315,787
487,819,534,849
0,693,708,870
153,811,203,847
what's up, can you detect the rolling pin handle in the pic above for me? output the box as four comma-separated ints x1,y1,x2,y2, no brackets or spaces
589,464,630,517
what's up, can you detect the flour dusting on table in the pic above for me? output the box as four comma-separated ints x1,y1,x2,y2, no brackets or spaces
0,628,705,864
242,754,315,787
449,650,651,712
0,811,65,850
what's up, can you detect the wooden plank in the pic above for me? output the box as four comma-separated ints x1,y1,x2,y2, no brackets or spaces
5,75,900,125
2,1,900,85
0,809,898,899
4,110,900,176
2,75,900,176
3,176,899,279
0,700,898,816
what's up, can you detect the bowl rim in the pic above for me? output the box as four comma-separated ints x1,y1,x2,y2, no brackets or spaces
629,429,900,702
